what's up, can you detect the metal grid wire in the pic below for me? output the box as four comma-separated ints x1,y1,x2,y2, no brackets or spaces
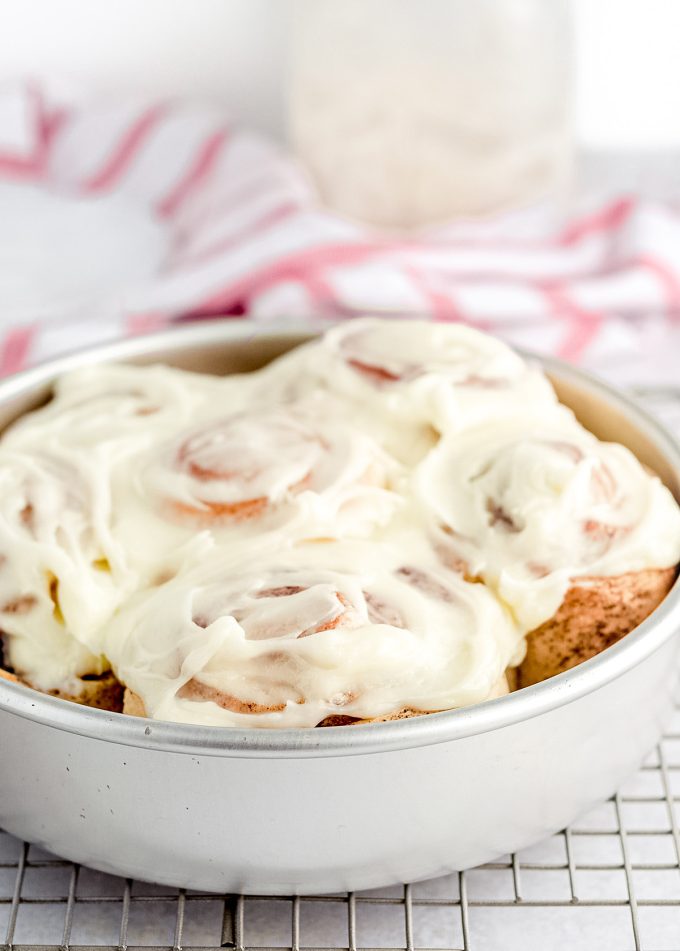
2,387,680,951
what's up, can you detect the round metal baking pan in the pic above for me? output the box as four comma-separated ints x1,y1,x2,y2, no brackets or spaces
0,320,678,893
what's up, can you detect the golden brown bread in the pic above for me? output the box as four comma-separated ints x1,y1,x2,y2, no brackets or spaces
123,687,146,717
51,672,125,712
0,666,124,712
517,567,677,688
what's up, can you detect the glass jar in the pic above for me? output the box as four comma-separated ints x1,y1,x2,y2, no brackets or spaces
289,0,573,229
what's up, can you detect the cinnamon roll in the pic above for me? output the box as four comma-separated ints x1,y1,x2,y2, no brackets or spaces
4,364,237,453
107,536,520,728
137,402,399,536
259,318,557,450
416,413,680,681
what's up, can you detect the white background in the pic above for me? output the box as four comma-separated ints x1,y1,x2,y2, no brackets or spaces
0,0,679,149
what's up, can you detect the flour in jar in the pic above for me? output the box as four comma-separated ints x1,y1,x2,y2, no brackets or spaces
289,0,573,228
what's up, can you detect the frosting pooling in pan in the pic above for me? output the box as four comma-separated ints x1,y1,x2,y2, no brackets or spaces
0,319,678,726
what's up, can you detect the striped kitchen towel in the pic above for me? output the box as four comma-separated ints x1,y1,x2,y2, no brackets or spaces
1,81,679,385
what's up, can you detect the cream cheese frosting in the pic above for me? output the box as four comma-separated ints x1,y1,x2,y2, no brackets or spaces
0,318,678,727
104,534,520,728
0,449,123,691
255,320,558,461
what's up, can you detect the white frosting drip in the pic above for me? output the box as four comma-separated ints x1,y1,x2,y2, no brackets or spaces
0,318,677,726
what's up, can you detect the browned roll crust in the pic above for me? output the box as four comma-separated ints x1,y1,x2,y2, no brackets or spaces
317,709,424,727
517,567,677,689
123,687,147,717
0,666,124,712
51,672,124,712
504,665,518,692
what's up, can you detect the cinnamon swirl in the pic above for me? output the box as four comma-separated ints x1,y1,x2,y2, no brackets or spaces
139,401,399,536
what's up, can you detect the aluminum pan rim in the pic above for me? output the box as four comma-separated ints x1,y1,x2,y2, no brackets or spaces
0,319,679,758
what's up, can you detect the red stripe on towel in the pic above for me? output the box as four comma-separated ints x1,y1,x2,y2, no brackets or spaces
125,313,169,336
157,128,229,218
543,285,603,361
82,105,166,191
557,197,635,246
0,326,35,376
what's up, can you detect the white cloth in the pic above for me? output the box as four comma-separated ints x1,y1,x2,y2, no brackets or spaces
0,81,679,385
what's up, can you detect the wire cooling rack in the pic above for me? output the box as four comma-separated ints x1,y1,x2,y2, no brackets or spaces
2,387,680,951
